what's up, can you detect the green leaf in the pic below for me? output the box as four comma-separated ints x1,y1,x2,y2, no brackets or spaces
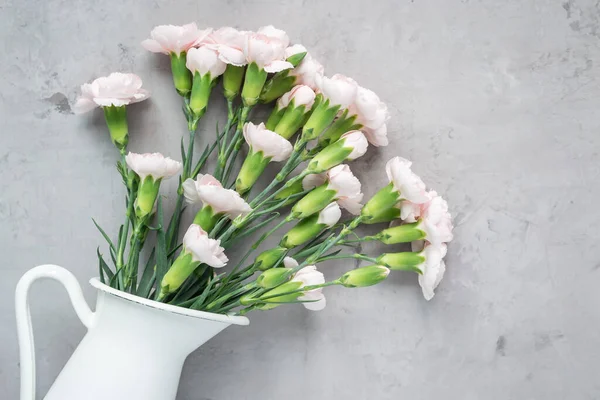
166,195,184,255
180,136,186,165
226,212,280,244
320,249,342,259
190,274,219,310
137,248,156,298
154,198,169,300
97,247,113,284
109,246,117,267
168,243,183,259
92,218,116,253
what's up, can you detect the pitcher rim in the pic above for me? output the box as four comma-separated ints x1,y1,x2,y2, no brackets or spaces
89,278,250,326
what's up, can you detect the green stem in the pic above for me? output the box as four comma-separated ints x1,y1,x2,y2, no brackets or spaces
215,105,251,181
212,216,292,299
115,152,134,290
301,216,364,269
315,253,377,264
337,236,378,245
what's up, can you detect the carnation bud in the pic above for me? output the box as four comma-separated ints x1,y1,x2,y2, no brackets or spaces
235,150,271,194
339,265,390,287
306,131,368,173
376,252,425,271
290,184,337,219
257,268,293,289
259,280,304,303
301,95,340,140
159,252,199,298
360,183,401,224
254,247,288,271
260,71,297,104
376,223,426,244
192,205,219,233
318,110,360,147
273,179,304,203
281,203,341,248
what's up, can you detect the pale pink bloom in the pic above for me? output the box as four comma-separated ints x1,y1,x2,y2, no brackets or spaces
243,122,293,162
351,86,389,130
182,224,228,268
385,157,431,204
243,33,293,73
125,152,182,181
290,53,324,90
339,131,369,160
400,200,427,223
400,190,439,223
363,124,389,147
73,73,150,114
182,174,252,219
302,173,327,190
277,85,316,110
315,74,358,108
284,44,307,59
283,256,299,269
325,164,363,215
418,194,454,245
202,27,248,66
257,25,290,47
186,46,226,78
317,202,341,227
141,23,212,55
293,263,326,311
417,244,447,300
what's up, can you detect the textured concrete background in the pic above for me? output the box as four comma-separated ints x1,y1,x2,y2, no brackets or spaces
1,0,599,399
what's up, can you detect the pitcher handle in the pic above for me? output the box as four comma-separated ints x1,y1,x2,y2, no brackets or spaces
15,265,95,400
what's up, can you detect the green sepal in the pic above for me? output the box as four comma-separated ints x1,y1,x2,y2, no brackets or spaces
274,102,310,139
192,205,220,232
189,72,214,117
287,51,307,67
241,62,268,106
235,149,271,194
223,65,245,100
306,136,353,173
260,281,303,303
260,70,296,103
376,252,425,272
340,265,390,287
280,214,326,248
135,176,161,219
319,109,360,147
301,97,340,141
257,268,293,289
291,184,337,219
159,252,200,298
170,52,192,96
102,105,128,150
376,222,427,244
360,183,402,224
254,246,289,271
265,105,287,131
274,179,304,201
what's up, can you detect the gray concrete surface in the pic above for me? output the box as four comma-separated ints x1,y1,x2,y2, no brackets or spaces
2,0,599,399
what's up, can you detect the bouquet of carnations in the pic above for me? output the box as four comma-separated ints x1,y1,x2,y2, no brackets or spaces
73,23,454,316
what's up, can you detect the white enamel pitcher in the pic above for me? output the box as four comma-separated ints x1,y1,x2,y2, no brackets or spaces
15,265,249,400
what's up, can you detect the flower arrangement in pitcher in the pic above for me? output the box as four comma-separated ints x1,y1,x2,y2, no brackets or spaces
74,23,454,315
